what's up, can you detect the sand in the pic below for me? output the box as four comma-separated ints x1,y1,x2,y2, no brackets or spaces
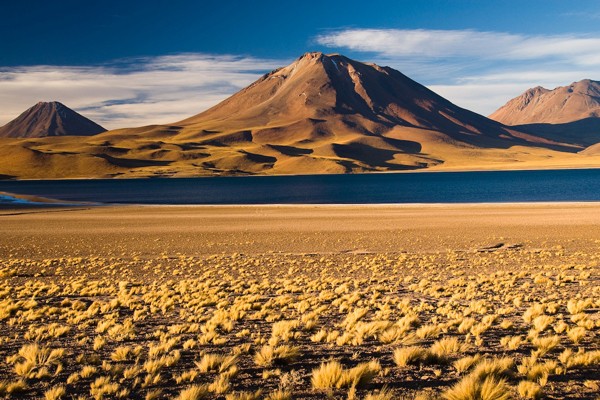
2,203,600,259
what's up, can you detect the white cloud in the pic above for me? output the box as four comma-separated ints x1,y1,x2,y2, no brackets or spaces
318,29,519,59
316,29,600,62
0,54,285,129
317,29,600,115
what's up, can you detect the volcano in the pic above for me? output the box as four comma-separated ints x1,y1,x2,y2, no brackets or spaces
175,52,552,148
0,101,106,138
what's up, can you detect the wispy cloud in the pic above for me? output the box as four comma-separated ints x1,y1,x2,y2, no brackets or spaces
0,54,285,129
316,28,600,62
317,28,600,115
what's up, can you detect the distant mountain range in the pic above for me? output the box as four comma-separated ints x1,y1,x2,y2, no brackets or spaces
0,101,106,138
0,53,599,179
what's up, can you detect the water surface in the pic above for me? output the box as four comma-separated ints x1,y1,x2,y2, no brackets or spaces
1,169,599,204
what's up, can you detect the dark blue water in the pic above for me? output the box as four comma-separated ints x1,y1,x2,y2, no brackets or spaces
1,169,600,204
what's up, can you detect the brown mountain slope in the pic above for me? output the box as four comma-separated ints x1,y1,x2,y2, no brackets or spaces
490,80,600,125
0,53,598,179
175,52,556,149
0,101,106,138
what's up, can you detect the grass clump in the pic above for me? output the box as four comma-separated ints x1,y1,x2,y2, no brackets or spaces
393,346,430,367
517,380,542,399
254,345,299,367
311,360,381,389
176,384,210,400
443,375,511,400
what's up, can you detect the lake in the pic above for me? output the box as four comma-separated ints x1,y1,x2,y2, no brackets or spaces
1,169,600,204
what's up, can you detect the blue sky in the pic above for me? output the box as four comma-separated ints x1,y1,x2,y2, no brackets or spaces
1,0,600,128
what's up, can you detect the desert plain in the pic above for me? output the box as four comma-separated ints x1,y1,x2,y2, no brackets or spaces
0,203,599,399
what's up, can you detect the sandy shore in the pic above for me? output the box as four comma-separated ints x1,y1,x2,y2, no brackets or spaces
1,203,600,258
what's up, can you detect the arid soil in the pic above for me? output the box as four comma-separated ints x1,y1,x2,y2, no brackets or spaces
0,204,599,399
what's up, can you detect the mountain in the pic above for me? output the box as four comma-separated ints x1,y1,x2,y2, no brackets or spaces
0,53,597,179
0,101,106,138
489,80,600,147
175,52,554,148
145,51,566,174
490,80,600,125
